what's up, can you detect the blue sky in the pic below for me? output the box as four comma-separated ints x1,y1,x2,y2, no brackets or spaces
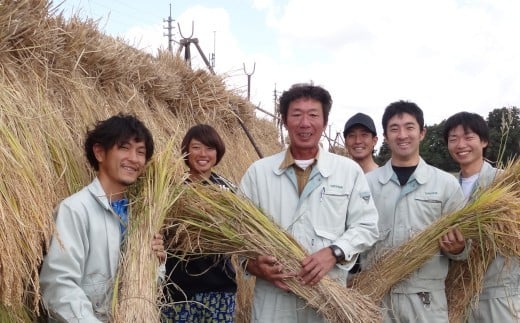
57,0,520,148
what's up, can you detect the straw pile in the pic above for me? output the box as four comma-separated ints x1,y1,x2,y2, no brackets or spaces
0,0,280,321
352,160,520,305
168,183,382,323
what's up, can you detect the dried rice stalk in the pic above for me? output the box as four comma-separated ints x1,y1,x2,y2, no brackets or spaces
445,159,520,322
445,242,494,323
352,159,520,304
168,184,381,323
112,141,185,323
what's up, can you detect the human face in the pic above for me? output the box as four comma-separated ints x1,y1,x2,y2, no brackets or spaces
345,126,378,162
94,138,147,198
385,113,425,166
284,98,326,159
447,125,487,174
187,138,217,179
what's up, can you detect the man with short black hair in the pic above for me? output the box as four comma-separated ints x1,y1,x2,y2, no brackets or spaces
364,101,467,322
40,114,165,323
444,111,520,322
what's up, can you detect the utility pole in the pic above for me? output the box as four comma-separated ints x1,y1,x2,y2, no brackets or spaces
176,21,262,157
163,3,175,53
243,62,256,101
210,31,216,69
274,84,285,145
177,21,214,74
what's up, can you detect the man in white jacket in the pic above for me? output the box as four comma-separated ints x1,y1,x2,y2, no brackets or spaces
40,114,165,323
444,111,520,322
240,83,379,322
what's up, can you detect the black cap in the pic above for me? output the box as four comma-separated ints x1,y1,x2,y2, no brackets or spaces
343,113,377,137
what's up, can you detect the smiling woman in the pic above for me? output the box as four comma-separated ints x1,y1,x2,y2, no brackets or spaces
162,124,238,323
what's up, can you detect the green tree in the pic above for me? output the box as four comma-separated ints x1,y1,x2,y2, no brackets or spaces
375,140,391,165
420,121,458,172
486,107,520,166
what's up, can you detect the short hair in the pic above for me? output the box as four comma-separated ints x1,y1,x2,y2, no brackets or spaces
443,111,489,155
181,124,226,166
279,83,332,125
382,100,424,136
84,113,154,171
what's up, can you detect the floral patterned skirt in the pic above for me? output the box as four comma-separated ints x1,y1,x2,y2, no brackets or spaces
162,291,236,323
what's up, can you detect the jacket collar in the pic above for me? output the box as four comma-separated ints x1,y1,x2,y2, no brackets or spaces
273,146,334,178
378,157,428,185
87,177,114,212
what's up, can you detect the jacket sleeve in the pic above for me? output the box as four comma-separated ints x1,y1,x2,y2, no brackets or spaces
239,164,258,204
40,202,102,323
334,170,379,268
441,178,469,261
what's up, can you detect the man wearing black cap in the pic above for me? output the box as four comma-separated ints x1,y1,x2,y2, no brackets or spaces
343,113,379,173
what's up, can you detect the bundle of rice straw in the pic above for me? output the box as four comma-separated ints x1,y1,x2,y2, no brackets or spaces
445,241,494,322
445,159,520,322
352,159,520,305
167,184,382,323
112,140,186,323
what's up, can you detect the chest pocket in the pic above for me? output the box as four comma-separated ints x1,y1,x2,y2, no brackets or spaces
317,189,349,233
413,195,442,226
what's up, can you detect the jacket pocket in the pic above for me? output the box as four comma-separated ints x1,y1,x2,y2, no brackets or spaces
316,188,349,232
312,228,337,250
82,276,110,316
413,195,442,224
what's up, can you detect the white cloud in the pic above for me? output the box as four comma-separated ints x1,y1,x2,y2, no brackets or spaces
107,0,520,149
259,0,520,138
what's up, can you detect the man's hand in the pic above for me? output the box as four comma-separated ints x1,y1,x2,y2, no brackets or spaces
298,247,336,286
152,233,166,262
246,255,296,291
439,228,465,254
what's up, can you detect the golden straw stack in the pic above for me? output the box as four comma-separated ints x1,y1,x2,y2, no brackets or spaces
0,0,277,320
112,141,185,323
352,159,520,306
168,184,382,323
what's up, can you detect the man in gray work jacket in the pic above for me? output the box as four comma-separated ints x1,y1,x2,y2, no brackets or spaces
40,114,165,322
240,83,379,323
364,101,468,322
444,111,520,322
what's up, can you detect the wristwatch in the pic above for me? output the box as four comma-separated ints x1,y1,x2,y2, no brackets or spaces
329,244,346,264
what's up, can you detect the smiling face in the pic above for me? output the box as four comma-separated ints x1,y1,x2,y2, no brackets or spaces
447,124,487,176
284,98,326,159
345,125,378,163
94,138,147,199
385,112,425,166
187,138,217,179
